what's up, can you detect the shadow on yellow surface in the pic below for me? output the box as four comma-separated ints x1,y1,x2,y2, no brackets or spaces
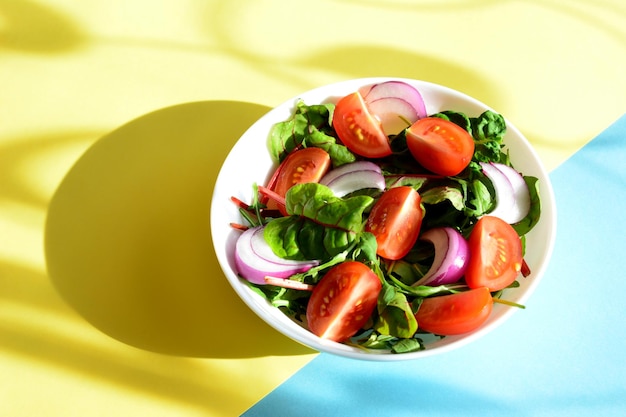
45,100,314,358
296,44,499,108
0,0,86,53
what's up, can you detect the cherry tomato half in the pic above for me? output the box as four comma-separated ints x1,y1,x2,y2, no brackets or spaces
415,287,493,335
405,117,475,176
266,147,331,215
306,261,382,342
332,92,392,158
465,215,523,291
365,186,423,260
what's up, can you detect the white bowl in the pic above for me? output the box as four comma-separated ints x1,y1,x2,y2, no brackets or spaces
210,77,557,361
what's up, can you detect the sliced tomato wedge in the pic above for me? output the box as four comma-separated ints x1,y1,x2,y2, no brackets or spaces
415,287,493,335
266,147,331,215
332,92,392,158
465,215,523,291
306,261,382,342
405,117,475,176
365,186,423,260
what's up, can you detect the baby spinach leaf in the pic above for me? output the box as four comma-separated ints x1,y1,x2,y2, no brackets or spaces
264,216,357,261
268,100,356,167
263,184,377,262
471,111,508,164
472,110,506,143
305,128,357,167
285,183,374,233
432,110,472,132
434,109,508,165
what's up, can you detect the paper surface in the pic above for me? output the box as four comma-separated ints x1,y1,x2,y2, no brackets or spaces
2,1,626,416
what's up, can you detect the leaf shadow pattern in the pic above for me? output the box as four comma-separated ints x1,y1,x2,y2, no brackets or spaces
0,0,86,53
45,100,314,358
0,130,103,210
294,44,500,110
0,263,259,416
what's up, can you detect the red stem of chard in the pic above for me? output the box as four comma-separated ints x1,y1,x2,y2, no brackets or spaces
229,222,249,231
257,185,286,211
230,196,250,210
520,258,531,277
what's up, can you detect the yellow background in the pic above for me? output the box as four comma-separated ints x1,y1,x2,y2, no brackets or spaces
2,1,625,415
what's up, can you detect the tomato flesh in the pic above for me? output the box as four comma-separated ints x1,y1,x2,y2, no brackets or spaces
415,287,493,335
332,92,392,158
306,261,382,342
365,186,423,260
266,147,331,215
465,215,523,291
406,117,475,176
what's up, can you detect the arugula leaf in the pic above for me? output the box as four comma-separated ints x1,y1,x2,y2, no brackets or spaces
386,259,423,285
388,274,467,297
245,281,309,318
351,231,378,263
374,283,418,338
349,329,398,350
349,329,425,353
385,174,430,190
420,185,465,211
268,100,356,167
391,337,424,354
463,176,494,218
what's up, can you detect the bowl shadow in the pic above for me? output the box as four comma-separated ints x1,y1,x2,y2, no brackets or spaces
44,100,315,358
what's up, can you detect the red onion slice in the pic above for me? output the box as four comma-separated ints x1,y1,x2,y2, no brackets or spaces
360,81,428,120
412,227,469,287
367,97,419,135
491,163,531,223
480,162,530,224
234,226,319,285
320,161,385,197
320,161,381,184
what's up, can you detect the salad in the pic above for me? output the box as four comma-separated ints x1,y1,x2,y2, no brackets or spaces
228,80,541,354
